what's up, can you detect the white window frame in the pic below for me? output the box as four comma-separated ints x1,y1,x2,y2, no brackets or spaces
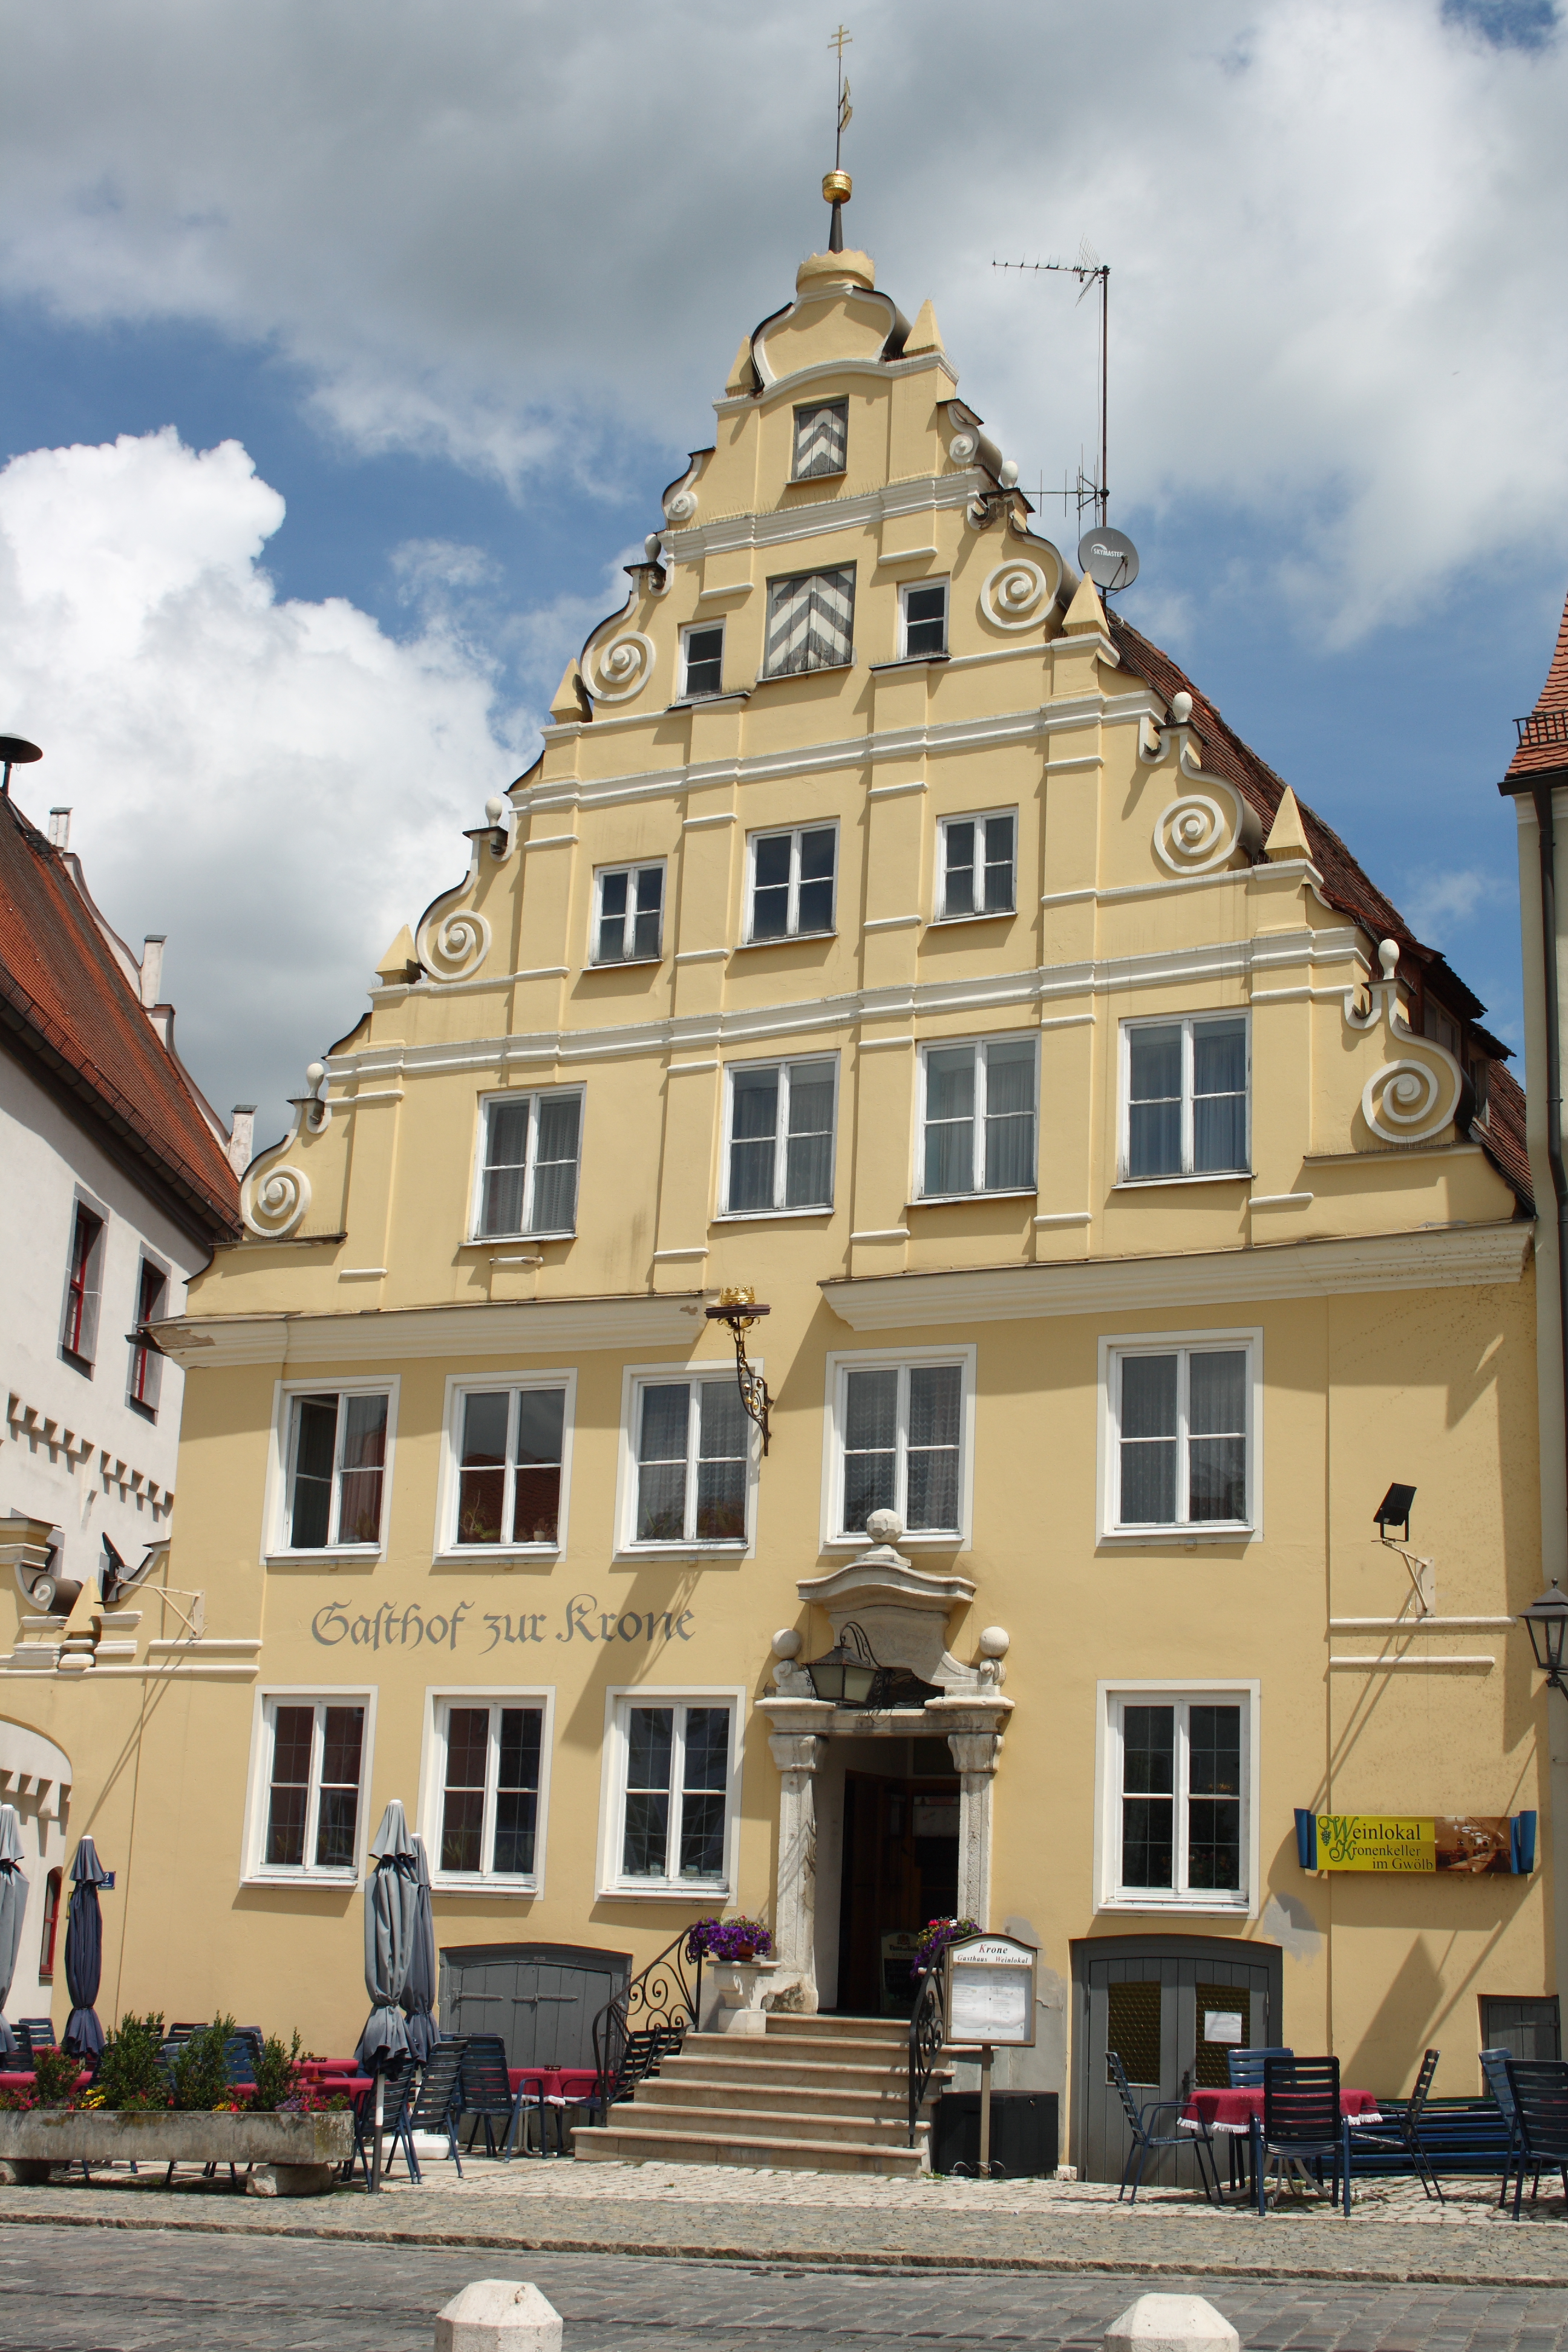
596,1684,746,1901
591,860,666,966
469,1085,585,1241
263,1376,399,1565
821,1344,977,1552
933,808,1018,924
678,620,726,701
900,575,949,659
1097,1328,1262,1545
241,1685,377,1888
1094,1680,1260,1917
914,1032,1039,1201
417,1684,555,1896
743,820,838,944
434,1370,577,1564
1117,1011,1252,1186
615,1360,760,1560
717,1053,839,1219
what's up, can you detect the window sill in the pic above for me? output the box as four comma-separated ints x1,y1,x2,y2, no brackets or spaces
1097,1895,1250,1916
433,1547,561,1567
870,654,950,672
612,1543,750,1564
823,1531,965,1551
667,691,750,710
128,1397,158,1424
930,908,1016,927
1113,1172,1253,1191
1097,1527,1256,1547
459,1232,577,1247
60,1349,94,1379
241,1872,360,1892
265,1547,385,1567
907,1189,1037,1208
430,1878,540,1899
713,1207,834,1224
598,1883,732,1903
753,661,855,686
735,931,837,952
588,956,663,970
789,469,848,486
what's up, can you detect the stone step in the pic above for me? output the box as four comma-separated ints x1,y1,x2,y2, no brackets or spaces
748,2029,911,2062
636,2075,912,2122
572,2121,926,2176
604,2097,921,2148
765,2013,912,2043
659,2050,914,2097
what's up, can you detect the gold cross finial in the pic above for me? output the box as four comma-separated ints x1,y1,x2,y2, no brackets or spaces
829,23,852,62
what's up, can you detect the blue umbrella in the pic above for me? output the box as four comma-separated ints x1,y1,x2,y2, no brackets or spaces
0,1804,27,2058
62,1835,109,2059
356,1802,417,2073
400,1834,439,2065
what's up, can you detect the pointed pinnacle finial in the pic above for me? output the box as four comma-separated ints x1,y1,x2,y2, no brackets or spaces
826,24,853,252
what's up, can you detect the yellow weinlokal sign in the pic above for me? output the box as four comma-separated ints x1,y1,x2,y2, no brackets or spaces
1300,1811,1521,1874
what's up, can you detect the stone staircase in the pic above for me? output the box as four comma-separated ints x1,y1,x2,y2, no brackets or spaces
571,2012,949,2175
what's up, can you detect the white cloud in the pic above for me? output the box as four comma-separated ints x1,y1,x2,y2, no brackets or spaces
1403,866,1516,936
0,429,517,1127
1,3,1564,638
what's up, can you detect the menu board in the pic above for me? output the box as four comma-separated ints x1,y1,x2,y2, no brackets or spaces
943,1935,1036,2048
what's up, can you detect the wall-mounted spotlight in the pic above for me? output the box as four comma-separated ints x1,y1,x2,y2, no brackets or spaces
704,1287,773,1455
1373,1483,1417,1544
1373,1482,1434,1615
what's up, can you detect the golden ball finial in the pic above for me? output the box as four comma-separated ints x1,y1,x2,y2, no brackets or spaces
823,169,852,205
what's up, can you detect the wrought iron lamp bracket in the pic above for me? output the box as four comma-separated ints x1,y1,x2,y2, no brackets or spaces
705,1288,773,1455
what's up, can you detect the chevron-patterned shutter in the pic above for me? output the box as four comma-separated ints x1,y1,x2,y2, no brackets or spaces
792,400,848,480
765,569,856,677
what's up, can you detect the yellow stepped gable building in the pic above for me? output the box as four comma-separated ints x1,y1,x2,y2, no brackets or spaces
5,205,1554,2180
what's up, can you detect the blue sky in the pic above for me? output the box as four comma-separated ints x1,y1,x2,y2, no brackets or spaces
0,0,1563,1128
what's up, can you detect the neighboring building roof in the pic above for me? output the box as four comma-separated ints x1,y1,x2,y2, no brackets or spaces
0,791,241,1246
1106,609,1532,1214
1500,585,1568,789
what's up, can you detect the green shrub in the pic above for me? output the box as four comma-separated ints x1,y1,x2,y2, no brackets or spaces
29,2047,86,2107
169,2014,238,2111
93,2012,167,2111
250,2030,302,2112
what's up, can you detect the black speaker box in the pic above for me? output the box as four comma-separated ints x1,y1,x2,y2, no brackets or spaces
930,2089,1059,2177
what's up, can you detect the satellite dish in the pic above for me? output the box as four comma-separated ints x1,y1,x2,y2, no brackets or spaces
1077,526,1140,593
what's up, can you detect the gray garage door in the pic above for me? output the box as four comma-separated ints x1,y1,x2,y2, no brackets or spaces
439,1941,631,2071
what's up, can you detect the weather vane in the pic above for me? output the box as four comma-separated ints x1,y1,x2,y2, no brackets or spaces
823,25,853,252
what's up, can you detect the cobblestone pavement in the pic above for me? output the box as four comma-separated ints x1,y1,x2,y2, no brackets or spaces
8,2223,1568,2352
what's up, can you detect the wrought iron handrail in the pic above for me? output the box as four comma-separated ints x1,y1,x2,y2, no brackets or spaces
590,1927,704,2126
1517,710,1568,749
909,1963,944,2146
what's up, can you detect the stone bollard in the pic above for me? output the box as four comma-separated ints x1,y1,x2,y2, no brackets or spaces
1104,2293,1240,2352
434,2281,563,2352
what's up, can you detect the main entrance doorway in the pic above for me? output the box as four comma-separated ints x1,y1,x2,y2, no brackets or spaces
836,1760,960,2015
1071,1933,1282,2184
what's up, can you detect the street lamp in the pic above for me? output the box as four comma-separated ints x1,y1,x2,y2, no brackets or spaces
805,1621,880,1707
1520,1581,1568,1695
704,1287,773,1454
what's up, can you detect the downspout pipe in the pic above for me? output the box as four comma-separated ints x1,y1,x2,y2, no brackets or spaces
1532,780,1568,1488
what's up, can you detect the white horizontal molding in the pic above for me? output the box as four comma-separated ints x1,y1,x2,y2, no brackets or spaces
1328,1654,1495,1670
155,1291,707,1371
662,469,972,563
819,1221,1531,1331
1328,1616,1515,1631
146,1638,263,1657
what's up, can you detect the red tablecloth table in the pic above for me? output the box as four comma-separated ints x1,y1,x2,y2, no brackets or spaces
0,2068,91,2097
1181,2086,1382,2135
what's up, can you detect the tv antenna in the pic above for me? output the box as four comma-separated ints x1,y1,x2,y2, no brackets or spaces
993,240,1110,531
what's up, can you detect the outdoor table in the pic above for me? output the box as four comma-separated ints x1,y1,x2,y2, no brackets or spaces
0,2068,91,2096
1180,2086,1382,2135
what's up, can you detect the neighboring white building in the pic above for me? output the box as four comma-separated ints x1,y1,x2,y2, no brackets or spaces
0,783,243,2010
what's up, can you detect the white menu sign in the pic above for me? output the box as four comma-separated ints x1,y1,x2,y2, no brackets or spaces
943,1934,1037,2048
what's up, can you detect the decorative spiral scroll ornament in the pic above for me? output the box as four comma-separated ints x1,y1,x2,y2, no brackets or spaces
1361,1057,1462,1146
947,430,979,467
980,559,1050,631
663,485,699,524
416,907,491,983
242,1162,312,1240
1154,791,1241,875
584,630,656,704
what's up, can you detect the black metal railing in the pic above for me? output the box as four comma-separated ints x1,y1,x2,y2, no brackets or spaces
590,1927,704,2126
908,1965,944,2147
1517,710,1568,749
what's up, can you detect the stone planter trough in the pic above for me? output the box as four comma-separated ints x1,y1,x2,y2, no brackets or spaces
0,2108,353,2196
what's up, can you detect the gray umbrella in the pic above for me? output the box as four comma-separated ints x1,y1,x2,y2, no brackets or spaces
0,1805,27,2058
62,1835,109,2059
400,1833,438,2064
355,1800,417,2073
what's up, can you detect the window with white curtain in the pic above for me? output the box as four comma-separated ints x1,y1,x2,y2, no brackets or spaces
474,1089,583,1237
1108,1342,1254,1532
722,1057,837,1214
829,1353,972,1540
918,1036,1037,1197
1121,1015,1249,1181
627,1375,752,1547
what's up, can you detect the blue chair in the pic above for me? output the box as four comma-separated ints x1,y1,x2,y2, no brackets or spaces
1503,2059,1568,2219
1344,2046,1442,2203
1106,2053,1220,2206
380,2040,469,2183
1481,2048,1534,2207
1254,2054,1348,2216
1227,2045,1293,2088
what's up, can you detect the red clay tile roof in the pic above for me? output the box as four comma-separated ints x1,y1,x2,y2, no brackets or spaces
0,791,241,1244
1504,586,1568,785
1105,609,1532,1214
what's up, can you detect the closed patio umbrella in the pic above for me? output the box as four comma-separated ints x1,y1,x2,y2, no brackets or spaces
62,1835,109,2059
0,1804,27,2057
356,1801,417,2073
400,1833,438,2065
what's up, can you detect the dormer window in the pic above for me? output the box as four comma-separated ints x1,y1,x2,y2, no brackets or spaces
792,400,848,481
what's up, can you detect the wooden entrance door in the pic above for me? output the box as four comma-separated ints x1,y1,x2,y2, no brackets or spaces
1072,1935,1282,2184
439,1940,630,2070
836,1772,960,2016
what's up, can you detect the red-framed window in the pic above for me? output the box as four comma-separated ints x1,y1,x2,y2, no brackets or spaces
61,1204,105,1366
39,1868,62,1982
129,1258,168,1415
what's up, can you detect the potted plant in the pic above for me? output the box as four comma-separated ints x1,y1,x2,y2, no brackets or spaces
910,1916,982,1979
686,1916,775,1964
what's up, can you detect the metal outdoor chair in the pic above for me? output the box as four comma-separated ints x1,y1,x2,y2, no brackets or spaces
381,2040,469,2184
18,2019,56,2061
1481,2047,1536,2207
593,2024,684,2126
1106,2051,1220,2207
457,2033,532,2160
1345,2047,1443,2203
1255,2054,1347,2216
1503,2060,1568,2219
1222,2047,1293,2190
